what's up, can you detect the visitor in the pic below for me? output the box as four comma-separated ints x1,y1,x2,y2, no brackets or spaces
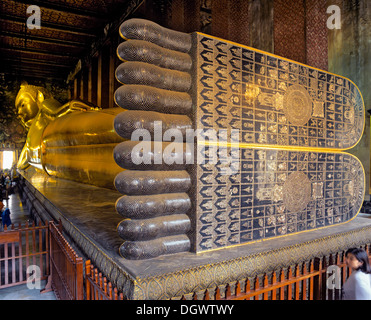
0,202,11,230
0,172,3,201
342,247,371,300
4,175,10,200
0,170,4,187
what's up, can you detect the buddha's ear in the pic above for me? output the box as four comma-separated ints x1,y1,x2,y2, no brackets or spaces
37,90,44,103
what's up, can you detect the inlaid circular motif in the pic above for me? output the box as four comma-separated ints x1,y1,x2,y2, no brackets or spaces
283,84,313,126
282,171,312,212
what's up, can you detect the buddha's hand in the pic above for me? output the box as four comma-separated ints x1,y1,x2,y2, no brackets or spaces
68,100,100,112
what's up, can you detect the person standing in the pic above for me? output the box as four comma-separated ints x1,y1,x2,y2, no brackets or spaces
0,171,5,186
0,202,11,230
342,247,371,300
4,175,10,200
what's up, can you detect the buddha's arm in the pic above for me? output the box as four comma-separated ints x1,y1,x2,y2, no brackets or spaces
17,145,30,170
40,99,99,120
53,100,100,118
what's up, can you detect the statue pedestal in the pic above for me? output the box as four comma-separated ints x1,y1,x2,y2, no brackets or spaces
19,168,371,299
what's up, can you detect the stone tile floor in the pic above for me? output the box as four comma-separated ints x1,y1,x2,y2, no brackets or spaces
0,281,56,300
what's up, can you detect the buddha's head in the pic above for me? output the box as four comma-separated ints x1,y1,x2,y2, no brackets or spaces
15,82,52,128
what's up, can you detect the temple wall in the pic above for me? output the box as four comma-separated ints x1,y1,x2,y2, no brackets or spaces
327,0,371,197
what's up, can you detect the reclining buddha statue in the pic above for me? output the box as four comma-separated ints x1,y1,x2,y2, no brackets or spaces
15,18,366,261
15,81,191,190
15,82,124,189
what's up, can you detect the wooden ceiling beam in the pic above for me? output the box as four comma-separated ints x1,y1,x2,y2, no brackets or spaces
4,69,68,79
0,31,90,49
4,61,71,73
4,69,67,78
3,57,72,68
3,64,68,76
9,0,108,20
0,45,80,59
0,15,97,37
0,49,75,67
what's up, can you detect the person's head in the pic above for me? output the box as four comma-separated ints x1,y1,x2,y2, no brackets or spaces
345,247,371,273
0,202,4,212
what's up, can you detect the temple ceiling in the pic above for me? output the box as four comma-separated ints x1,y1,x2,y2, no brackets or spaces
0,0,141,82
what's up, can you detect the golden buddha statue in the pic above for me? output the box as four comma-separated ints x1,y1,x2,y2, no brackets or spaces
16,82,124,189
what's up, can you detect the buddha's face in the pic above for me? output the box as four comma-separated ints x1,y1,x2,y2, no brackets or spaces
16,90,39,128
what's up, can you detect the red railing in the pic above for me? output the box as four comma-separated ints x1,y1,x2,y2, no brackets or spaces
181,259,320,300
85,260,125,300
0,222,49,289
180,245,371,300
43,221,84,300
0,221,123,300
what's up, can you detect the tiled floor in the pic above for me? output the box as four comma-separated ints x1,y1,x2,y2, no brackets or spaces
0,281,56,300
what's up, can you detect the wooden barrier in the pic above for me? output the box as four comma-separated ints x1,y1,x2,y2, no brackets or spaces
1,219,370,300
0,220,123,300
43,221,84,300
0,222,49,289
180,244,371,301
181,260,320,300
85,260,125,300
